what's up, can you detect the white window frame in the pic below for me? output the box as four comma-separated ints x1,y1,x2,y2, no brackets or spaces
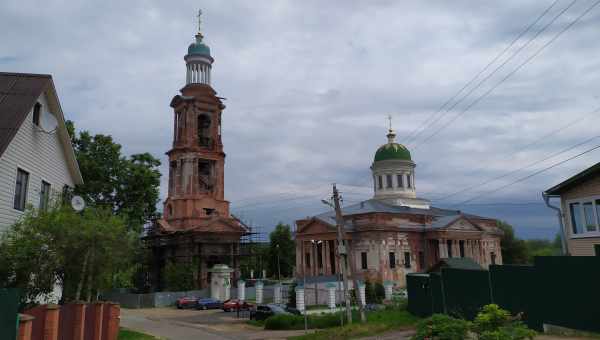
565,195,600,239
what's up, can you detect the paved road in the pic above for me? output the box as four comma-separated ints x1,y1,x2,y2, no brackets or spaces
120,308,310,340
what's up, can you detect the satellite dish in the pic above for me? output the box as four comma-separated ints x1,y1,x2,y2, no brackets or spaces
39,111,58,133
71,195,86,212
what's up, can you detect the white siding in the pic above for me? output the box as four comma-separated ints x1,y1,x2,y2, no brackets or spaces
0,90,76,232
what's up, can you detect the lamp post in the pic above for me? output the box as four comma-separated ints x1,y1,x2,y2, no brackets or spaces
276,244,281,283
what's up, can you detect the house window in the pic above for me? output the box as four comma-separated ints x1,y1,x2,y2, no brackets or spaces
39,181,50,211
491,252,497,265
33,102,41,126
386,174,393,188
377,176,383,190
397,174,404,188
361,252,368,270
569,203,584,234
13,168,29,211
305,252,311,268
459,240,465,258
407,174,412,188
389,252,396,269
446,240,453,258
583,202,597,232
403,252,410,269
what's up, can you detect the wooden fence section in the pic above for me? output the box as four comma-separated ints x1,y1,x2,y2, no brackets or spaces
17,302,119,340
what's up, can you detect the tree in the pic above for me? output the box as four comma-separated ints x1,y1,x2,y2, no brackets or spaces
497,221,528,265
267,223,295,278
67,121,161,232
0,204,131,306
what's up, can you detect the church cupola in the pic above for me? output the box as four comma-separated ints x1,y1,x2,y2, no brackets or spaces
371,118,430,209
185,10,213,86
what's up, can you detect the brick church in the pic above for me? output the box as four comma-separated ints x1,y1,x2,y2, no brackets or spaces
295,127,503,287
145,12,248,290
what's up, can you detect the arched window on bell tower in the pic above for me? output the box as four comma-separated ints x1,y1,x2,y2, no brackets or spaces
197,114,211,148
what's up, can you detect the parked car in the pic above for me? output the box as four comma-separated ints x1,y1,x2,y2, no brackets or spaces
250,304,291,321
176,296,199,309
222,299,253,312
195,298,223,310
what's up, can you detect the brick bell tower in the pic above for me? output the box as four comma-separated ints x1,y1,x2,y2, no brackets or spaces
146,11,248,290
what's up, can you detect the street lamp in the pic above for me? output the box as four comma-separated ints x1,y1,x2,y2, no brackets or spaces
276,244,281,283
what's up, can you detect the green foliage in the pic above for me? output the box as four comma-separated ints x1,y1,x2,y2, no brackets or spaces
412,314,470,340
118,327,158,339
68,121,161,233
388,296,408,311
497,221,528,264
0,204,132,306
473,304,536,340
163,260,196,292
267,223,295,278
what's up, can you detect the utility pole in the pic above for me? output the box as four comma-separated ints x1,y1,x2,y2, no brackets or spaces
331,184,353,324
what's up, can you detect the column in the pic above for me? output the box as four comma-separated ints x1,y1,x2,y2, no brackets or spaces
439,239,446,258
326,282,336,309
256,280,264,304
384,281,394,301
274,284,282,304
207,66,211,84
296,285,305,313
238,280,246,301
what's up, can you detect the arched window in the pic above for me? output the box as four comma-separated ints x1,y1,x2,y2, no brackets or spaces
407,174,412,188
197,114,211,147
386,174,393,188
396,174,404,188
378,176,383,190
33,102,41,126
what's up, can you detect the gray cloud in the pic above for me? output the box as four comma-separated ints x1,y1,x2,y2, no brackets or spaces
3,0,600,239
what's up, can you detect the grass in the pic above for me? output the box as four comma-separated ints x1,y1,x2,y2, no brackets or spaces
288,309,419,340
118,328,159,340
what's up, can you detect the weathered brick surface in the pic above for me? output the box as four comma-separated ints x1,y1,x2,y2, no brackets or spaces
18,314,34,340
58,302,86,340
83,303,104,340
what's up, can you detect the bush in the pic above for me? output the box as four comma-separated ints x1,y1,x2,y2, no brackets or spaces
473,304,535,340
412,314,470,340
265,314,303,330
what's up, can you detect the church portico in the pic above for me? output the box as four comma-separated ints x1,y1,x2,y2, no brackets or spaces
295,124,503,288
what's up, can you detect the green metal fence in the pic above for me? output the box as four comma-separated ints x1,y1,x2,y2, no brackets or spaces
0,288,20,340
407,256,600,333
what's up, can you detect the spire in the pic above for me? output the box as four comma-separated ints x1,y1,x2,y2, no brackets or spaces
386,115,396,143
195,9,204,41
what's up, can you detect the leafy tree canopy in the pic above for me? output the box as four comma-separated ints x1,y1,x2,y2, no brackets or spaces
268,223,295,278
67,121,161,232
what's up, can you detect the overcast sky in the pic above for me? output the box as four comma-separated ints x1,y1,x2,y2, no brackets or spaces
3,0,600,239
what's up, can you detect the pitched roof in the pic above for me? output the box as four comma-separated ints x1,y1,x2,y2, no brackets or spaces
427,258,484,273
544,162,600,195
0,72,83,184
307,199,494,232
0,72,51,156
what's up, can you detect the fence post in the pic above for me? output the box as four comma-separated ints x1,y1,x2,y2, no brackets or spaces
256,281,264,304
274,284,282,304
84,303,104,340
238,280,246,302
101,303,120,340
383,281,393,301
295,285,305,313
326,283,336,310
17,314,34,340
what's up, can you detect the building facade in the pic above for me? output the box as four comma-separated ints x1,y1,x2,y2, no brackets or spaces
295,128,502,287
145,14,248,290
0,72,83,233
544,162,600,256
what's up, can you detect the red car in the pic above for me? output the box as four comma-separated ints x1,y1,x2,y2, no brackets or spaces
222,299,253,312
176,296,198,309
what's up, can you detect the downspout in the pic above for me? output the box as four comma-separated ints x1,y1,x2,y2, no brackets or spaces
542,192,569,256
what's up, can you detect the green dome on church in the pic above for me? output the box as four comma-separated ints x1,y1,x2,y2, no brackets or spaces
374,143,412,162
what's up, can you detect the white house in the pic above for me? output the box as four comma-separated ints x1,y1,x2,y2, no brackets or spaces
0,72,83,233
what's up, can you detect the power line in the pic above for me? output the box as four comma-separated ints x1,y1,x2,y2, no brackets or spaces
404,0,561,144
455,141,600,205
413,0,598,150
433,128,600,203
